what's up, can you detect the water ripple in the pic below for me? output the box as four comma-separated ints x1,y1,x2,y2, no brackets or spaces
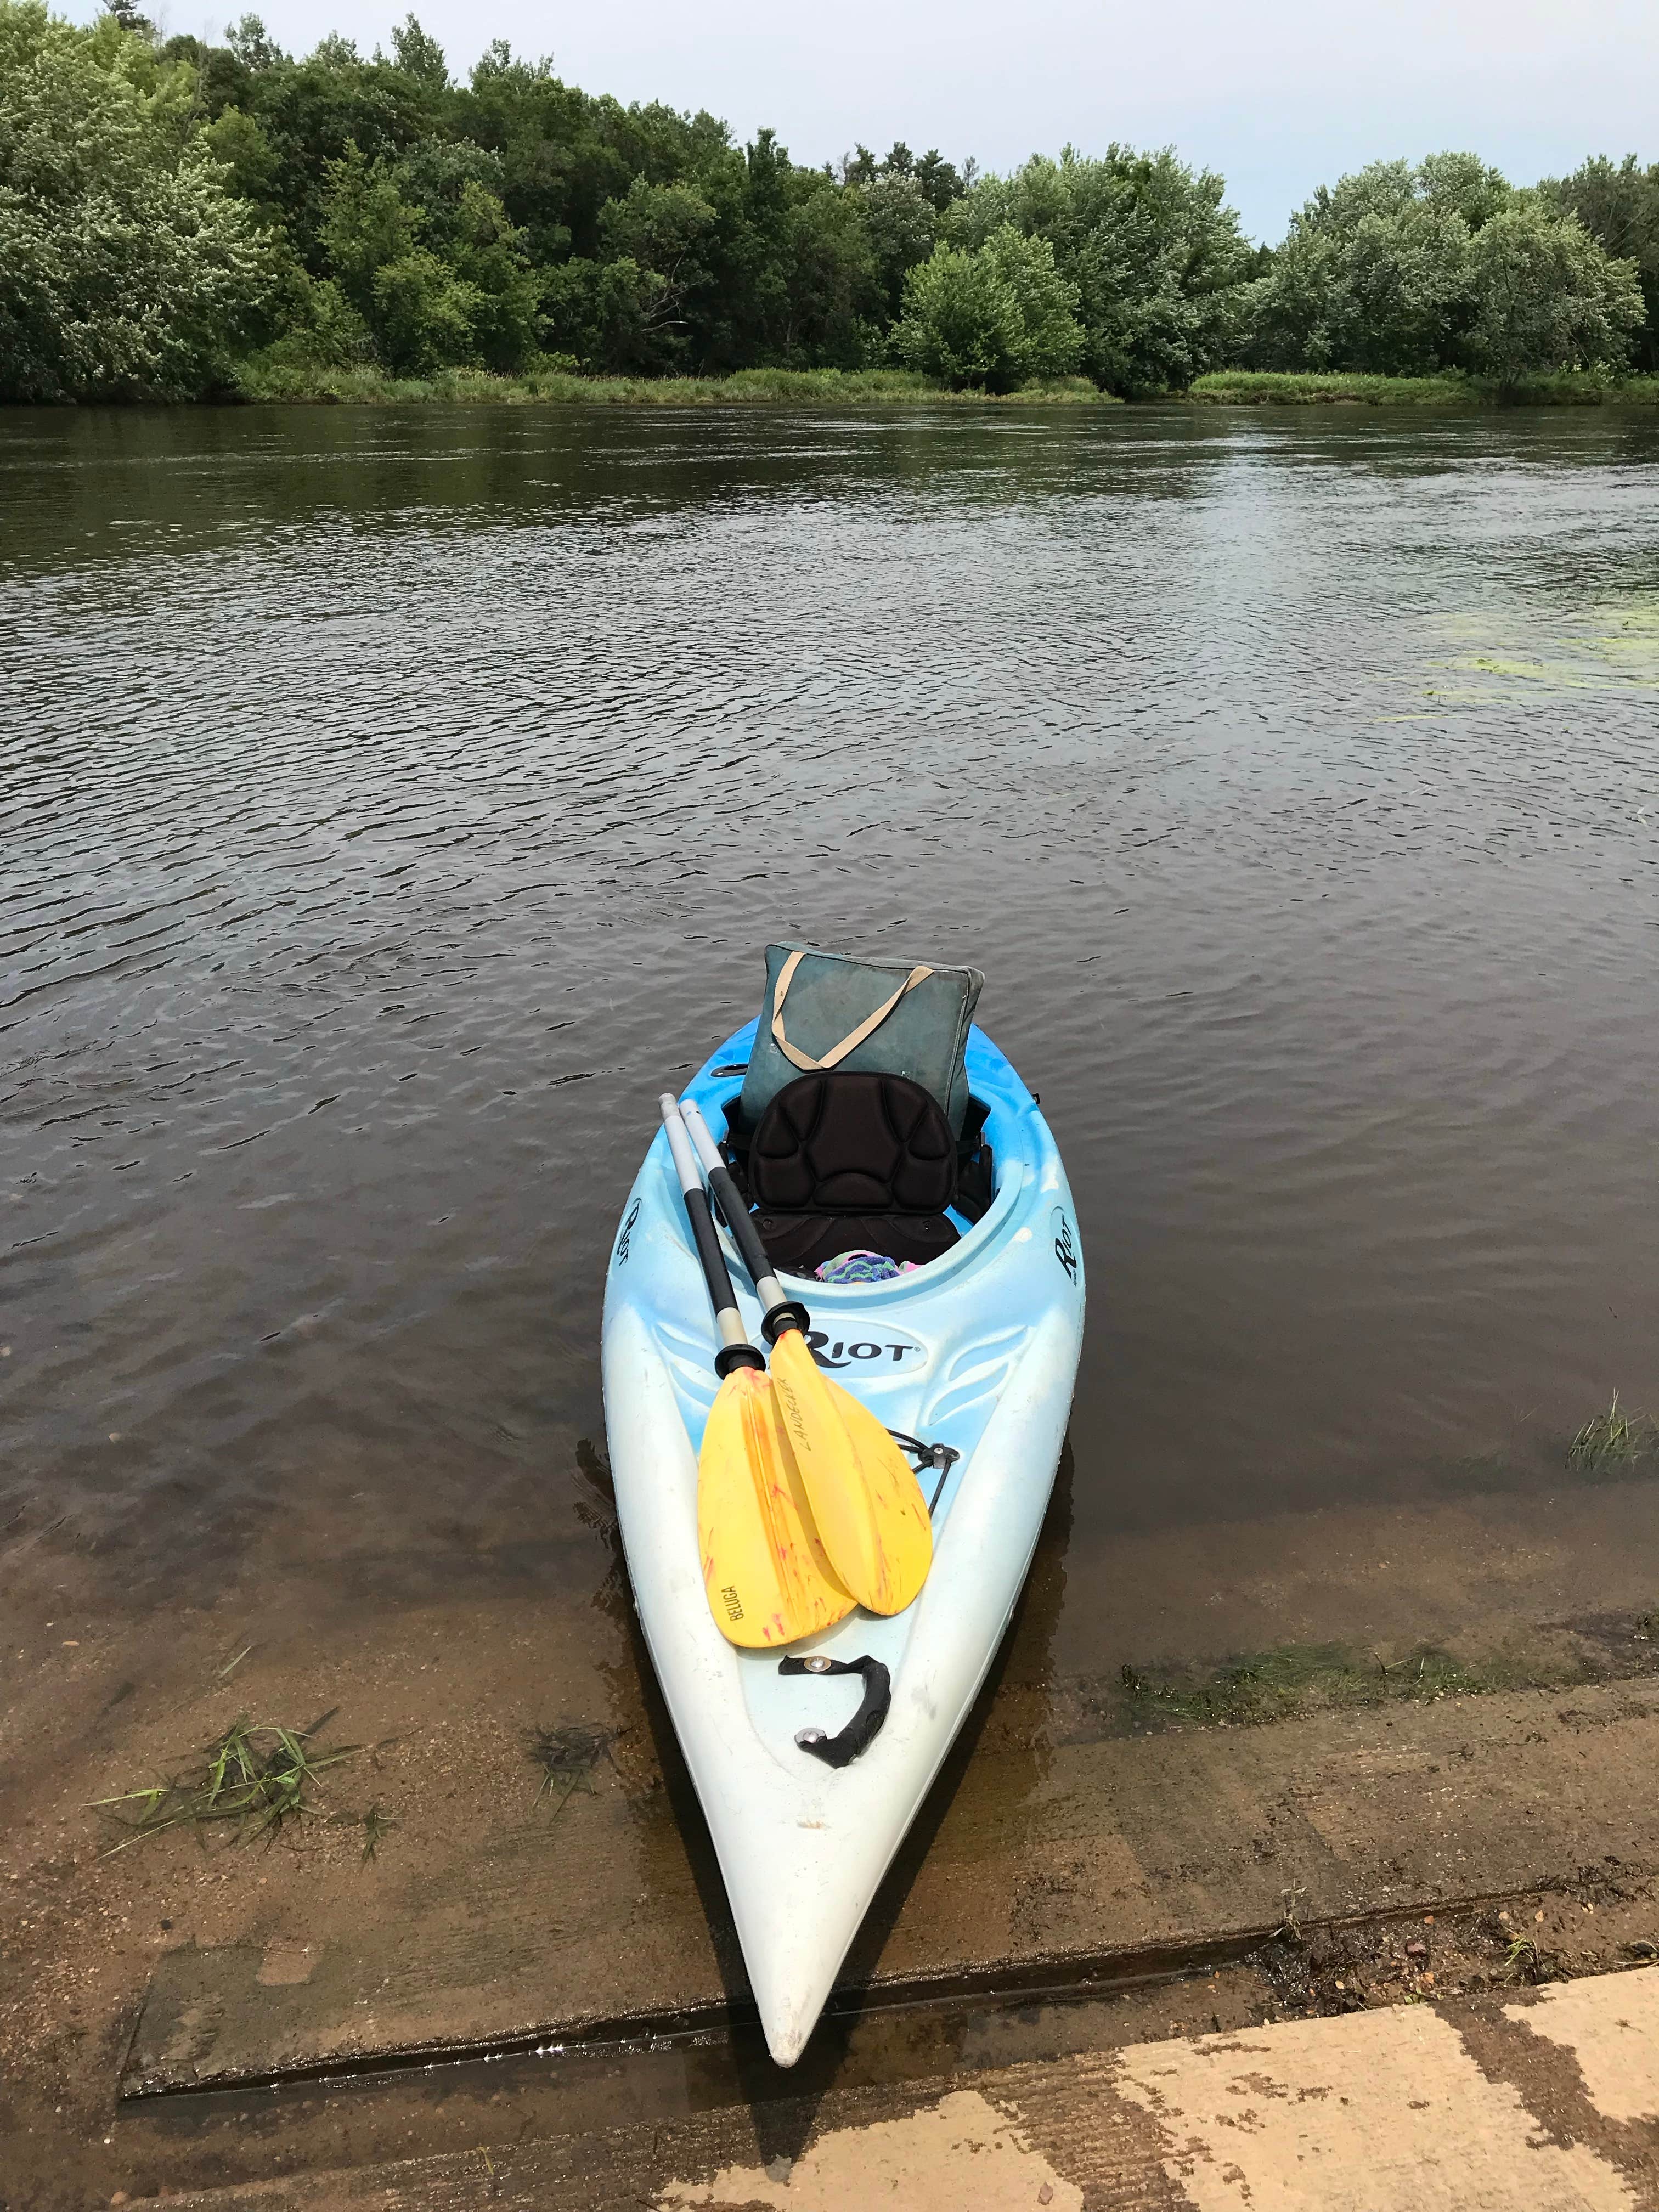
2,402,1658,1605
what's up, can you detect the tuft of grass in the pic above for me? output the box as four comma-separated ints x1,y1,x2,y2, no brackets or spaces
528,1722,614,1816
1277,1880,1309,1945
1568,1392,1659,1476
1503,1933,1558,1984
358,1803,397,1864
92,1714,358,1854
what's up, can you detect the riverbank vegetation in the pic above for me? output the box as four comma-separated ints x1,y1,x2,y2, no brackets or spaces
1188,370,1659,406
2,0,1656,405
232,362,1116,404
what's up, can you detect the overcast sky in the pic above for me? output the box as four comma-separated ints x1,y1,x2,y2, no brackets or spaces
117,0,1657,241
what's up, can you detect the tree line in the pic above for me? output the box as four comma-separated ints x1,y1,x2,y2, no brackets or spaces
2,0,1656,402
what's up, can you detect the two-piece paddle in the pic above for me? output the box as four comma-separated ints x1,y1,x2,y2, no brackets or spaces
676,1098,933,1617
658,1096,853,1649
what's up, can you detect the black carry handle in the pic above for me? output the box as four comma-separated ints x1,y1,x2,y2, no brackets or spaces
659,1096,764,1378
778,1653,892,1768
679,1099,810,1343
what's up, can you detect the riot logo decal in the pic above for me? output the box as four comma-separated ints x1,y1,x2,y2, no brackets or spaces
1051,1207,1079,1284
805,1329,927,1372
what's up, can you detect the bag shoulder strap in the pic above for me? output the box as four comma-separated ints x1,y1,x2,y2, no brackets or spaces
770,952,935,1074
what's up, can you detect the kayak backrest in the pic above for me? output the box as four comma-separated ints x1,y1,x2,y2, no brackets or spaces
750,1074,956,1215
738,944,984,1139
744,1073,962,1276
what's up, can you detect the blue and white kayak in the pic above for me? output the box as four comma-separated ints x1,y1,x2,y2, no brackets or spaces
601,1019,1085,2065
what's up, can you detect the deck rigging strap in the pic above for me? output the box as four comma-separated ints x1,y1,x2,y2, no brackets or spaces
888,1431,962,1514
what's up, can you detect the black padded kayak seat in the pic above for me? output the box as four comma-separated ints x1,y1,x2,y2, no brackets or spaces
747,1071,961,1276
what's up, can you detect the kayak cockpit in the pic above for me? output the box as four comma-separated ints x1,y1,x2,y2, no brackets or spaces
696,1071,1003,1285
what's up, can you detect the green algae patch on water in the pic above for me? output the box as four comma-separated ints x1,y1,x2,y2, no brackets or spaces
1374,597,1659,722
228,363,1119,408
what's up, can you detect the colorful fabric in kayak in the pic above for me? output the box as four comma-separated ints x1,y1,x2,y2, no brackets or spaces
815,1250,922,1283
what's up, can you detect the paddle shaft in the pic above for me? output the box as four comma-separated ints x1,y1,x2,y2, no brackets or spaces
678,1099,809,1343
658,1096,763,1377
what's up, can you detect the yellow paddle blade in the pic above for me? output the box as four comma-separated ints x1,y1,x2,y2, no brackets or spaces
698,1367,855,1649
768,1329,933,1616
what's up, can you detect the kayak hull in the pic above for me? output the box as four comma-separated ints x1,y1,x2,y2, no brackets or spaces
601,1021,1085,2064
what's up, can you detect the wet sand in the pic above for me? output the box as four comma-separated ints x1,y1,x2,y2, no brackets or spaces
8,1457,1659,2202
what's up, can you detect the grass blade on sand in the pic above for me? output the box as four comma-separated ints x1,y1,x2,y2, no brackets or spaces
92,1715,359,1855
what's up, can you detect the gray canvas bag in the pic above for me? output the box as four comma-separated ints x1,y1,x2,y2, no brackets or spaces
739,944,985,1138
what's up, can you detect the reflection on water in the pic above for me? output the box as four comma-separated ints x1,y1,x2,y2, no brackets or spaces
3,402,1658,1691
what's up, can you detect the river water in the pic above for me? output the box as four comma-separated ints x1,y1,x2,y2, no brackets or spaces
4,401,1658,1672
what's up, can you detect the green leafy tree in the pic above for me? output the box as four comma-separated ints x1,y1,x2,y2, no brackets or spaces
781,176,879,363
947,146,1250,393
370,248,478,370
1542,156,1659,371
540,253,673,371
386,14,447,91
224,13,284,72
584,175,717,368
314,137,539,371
233,34,439,262
913,149,966,216
1242,155,1497,371
1243,154,1649,381
200,104,283,218
893,241,1019,386
841,142,964,215
893,223,1081,390
1463,201,1644,386
0,0,274,398
319,138,420,311
857,172,935,320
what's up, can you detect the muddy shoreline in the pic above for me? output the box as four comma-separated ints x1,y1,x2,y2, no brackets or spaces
7,1459,1659,2204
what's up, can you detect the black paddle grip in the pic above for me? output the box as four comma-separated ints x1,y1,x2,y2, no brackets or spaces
703,1154,812,1341
683,1184,741,1319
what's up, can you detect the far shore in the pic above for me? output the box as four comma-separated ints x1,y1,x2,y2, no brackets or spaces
216,362,1659,409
